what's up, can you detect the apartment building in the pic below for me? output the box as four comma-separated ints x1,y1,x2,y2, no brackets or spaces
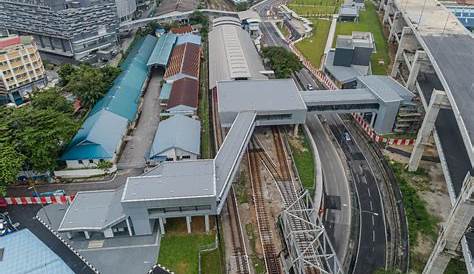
0,0,120,62
0,35,46,105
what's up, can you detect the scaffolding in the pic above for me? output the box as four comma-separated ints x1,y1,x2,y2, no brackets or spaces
280,191,343,274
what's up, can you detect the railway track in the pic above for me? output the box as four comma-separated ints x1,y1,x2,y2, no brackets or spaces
251,128,324,274
212,88,250,274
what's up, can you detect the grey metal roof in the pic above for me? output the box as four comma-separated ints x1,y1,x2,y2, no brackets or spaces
215,111,256,198
217,79,307,114
149,115,201,159
422,34,474,153
58,188,126,232
324,50,369,83
301,88,378,105
358,75,414,103
147,33,177,67
122,160,215,202
208,22,267,89
339,5,358,17
212,17,241,28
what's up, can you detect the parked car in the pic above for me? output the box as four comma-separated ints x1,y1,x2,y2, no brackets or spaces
0,213,18,237
344,132,351,141
32,189,66,197
306,84,314,90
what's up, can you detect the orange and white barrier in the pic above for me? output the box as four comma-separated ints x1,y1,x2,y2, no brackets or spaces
4,195,75,205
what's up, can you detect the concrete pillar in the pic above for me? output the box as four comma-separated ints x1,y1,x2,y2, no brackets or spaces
408,89,450,171
423,173,473,274
84,231,90,239
66,232,72,239
159,217,166,235
186,216,192,234
370,112,376,128
104,228,114,238
204,215,210,233
391,27,413,78
126,217,133,236
406,50,427,91
383,3,391,23
293,124,299,137
388,12,400,42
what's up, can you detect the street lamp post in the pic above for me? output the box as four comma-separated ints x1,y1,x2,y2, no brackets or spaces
28,185,52,226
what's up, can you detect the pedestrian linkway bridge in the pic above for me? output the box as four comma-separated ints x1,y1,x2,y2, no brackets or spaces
58,77,415,238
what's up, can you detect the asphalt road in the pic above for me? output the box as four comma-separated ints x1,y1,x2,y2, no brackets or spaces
326,114,386,274
306,113,352,265
2,205,95,274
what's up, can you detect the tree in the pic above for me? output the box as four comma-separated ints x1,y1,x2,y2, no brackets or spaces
236,2,249,11
97,160,113,174
99,66,121,88
0,107,78,173
0,143,25,196
30,87,74,113
65,65,109,108
58,63,77,86
261,46,303,78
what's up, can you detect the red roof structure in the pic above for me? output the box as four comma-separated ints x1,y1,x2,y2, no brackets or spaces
170,25,194,34
164,43,201,80
0,36,21,49
166,77,199,110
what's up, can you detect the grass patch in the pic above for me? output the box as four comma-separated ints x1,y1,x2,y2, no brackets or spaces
288,5,338,17
200,246,225,274
199,39,211,159
295,19,332,69
288,132,315,192
333,1,390,74
276,22,290,38
388,160,440,272
445,258,468,274
158,233,215,274
235,169,249,204
245,223,266,274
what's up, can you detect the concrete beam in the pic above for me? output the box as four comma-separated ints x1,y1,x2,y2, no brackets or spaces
423,173,474,274
388,11,401,42
408,89,449,171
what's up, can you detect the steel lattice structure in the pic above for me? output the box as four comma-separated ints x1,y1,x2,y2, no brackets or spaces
281,191,343,274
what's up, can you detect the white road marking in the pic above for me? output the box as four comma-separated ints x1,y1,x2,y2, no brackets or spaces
367,188,371,197
372,215,375,226
372,230,376,242
369,200,373,211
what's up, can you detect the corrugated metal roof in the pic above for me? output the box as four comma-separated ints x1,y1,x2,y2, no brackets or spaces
217,79,307,114
62,36,156,161
166,77,199,109
58,188,126,231
208,23,267,89
147,33,177,67
159,83,173,100
149,115,201,159
61,110,129,160
164,42,201,80
0,229,75,274
176,33,201,46
122,160,215,202
170,25,194,34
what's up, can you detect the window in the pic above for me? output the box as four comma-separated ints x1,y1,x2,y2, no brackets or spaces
182,155,191,159
99,159,104,163
89,159,94,164
78,160,83,164
256,114,293,121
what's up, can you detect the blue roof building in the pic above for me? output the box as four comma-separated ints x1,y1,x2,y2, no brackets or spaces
61,110,129,161
176,33,201,46
61,35,157,165
149,115,201,162
147,33,177,68
0,229,75,274
447,6,474,30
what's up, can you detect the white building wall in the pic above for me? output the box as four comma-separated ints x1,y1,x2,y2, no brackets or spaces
115,0,137,21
